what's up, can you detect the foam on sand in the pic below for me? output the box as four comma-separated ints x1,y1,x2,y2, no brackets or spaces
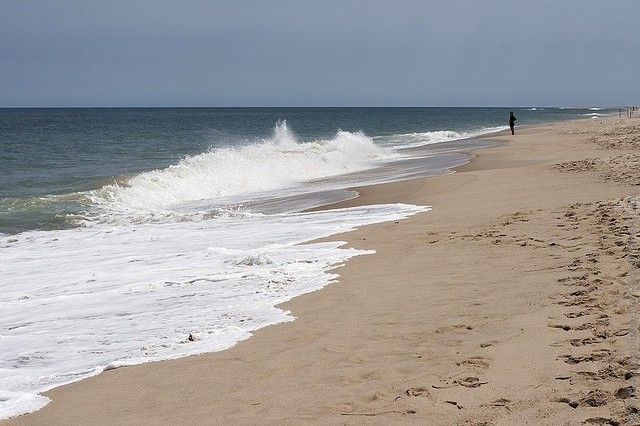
0,203,426,420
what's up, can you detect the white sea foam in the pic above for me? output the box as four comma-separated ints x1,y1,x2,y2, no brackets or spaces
87,121,389,218
0,203,427,420
374,126,507,149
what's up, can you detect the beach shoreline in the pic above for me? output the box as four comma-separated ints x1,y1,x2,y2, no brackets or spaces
4,115,640,425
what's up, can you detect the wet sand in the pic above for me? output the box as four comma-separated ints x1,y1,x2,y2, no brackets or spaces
4,115,640,425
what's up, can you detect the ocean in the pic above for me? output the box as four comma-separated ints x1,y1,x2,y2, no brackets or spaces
0,107,608,419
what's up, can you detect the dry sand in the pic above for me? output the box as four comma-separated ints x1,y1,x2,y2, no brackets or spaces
4,115,640,425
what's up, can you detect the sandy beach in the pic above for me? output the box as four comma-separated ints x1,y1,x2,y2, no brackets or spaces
4,114,640,425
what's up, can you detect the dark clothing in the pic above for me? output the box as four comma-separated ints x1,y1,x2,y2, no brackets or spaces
509,113,516,135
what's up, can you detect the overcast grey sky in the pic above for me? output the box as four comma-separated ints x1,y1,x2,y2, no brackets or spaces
1,0,638,107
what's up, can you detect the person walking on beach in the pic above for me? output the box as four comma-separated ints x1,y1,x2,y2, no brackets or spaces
509,111,516,135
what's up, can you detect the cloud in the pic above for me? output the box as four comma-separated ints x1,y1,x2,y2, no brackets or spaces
1,0,638,106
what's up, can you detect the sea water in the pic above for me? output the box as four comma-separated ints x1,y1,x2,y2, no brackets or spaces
0,107,606,419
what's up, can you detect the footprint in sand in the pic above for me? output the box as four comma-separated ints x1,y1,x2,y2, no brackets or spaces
555,389,609,409
548,323,572,331
583,417,622,426
455,376,488,388
405,387,431,398
484,398,511,409
614,386,635,399
564,310,595,318
457,356,491,370
559,348,611,364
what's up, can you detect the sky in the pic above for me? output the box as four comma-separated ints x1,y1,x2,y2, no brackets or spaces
1,0,639,107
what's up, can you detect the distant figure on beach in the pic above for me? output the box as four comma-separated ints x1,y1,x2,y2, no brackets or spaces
509,111,516,135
